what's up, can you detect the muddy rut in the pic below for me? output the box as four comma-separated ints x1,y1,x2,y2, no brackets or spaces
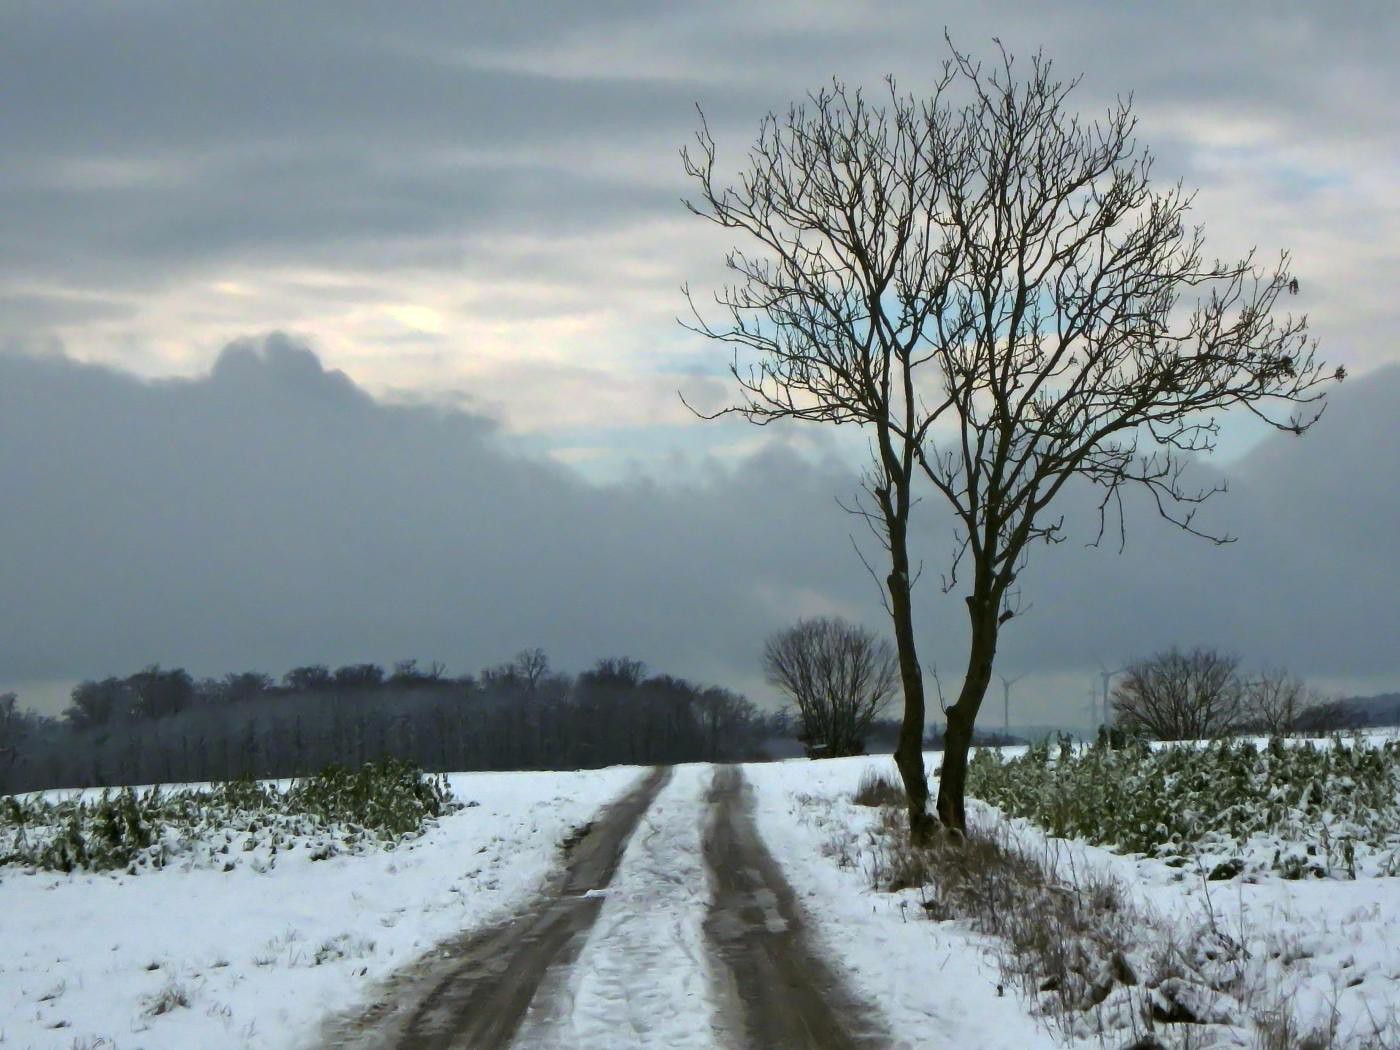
321,766,672,1050
704,765,888,1049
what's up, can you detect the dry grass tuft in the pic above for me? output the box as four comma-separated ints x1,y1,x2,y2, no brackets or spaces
852,767,905,808
143,979,190,1017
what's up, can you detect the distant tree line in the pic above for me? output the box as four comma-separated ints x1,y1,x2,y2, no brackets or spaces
0,651,788,794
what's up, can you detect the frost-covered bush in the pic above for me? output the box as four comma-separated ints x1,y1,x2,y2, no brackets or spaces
1,758,457,874
967,735,1400,877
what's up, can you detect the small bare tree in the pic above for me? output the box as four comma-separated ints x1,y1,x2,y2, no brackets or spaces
763,617,899,757
1245,668,1316,735
683,39,1338,836
1111,647,1245,740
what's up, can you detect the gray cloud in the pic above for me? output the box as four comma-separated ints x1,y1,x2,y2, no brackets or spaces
1,337,1395,721
2,4,1394,370
0,336,860,687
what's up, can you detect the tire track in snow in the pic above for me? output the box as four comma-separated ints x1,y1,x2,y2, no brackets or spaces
511,764,727,1049
320,766,671,1050
704,765,890,1049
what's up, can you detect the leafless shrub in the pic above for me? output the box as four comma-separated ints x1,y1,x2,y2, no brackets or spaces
1243,670,1364,737
1246,669,1316,736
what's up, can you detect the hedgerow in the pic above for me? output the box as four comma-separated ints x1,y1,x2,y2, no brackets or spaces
1,758,458,874
966,735,1400,878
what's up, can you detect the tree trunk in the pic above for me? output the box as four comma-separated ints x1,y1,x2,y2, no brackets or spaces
887,535,935,845
935,596,1000,834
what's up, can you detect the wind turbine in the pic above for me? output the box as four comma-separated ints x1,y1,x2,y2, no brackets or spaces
997,672,1027,733
1097,660,1126,729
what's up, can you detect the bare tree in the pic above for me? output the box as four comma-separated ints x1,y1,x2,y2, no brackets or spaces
283,664,332,692
1111,647,1246,740
220,671,275,703
1245,668,1317,735
513,648,551,692
696,686,750,762
389,659,449,689
65,677,133,729
682,40,1337,835
128,665,195,720
481,648,556,693
763,618,899,758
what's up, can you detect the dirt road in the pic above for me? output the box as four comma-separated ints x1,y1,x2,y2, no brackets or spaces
321,767,673,1050
704,765,887,1049
321,764,886,1049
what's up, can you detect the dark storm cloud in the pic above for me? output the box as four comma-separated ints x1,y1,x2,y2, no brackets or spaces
0,337,860,688
0,151,679,284
0,4,740,294
0,291,135,328
995,374,1400,681
1,338,1395,710
0,5,699,154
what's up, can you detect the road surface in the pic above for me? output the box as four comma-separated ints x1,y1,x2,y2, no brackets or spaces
320,764,887,1049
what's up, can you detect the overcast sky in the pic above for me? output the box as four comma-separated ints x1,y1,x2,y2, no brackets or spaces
2,3,1396,721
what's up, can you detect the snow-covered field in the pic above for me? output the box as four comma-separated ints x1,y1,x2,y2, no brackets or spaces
0,766,644,1050
5,749,1400,1048
987,797,1400,1045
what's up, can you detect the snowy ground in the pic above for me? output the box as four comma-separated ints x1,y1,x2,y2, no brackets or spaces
985,798,1400,1045
0,766,644,1050
6,753,1400,1048
746,756,1070,1050
746,752,1400,1049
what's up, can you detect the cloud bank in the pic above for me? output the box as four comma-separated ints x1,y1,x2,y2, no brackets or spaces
2,336,1394,721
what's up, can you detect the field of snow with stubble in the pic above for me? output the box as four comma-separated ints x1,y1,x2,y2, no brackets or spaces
0,766,645,1050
